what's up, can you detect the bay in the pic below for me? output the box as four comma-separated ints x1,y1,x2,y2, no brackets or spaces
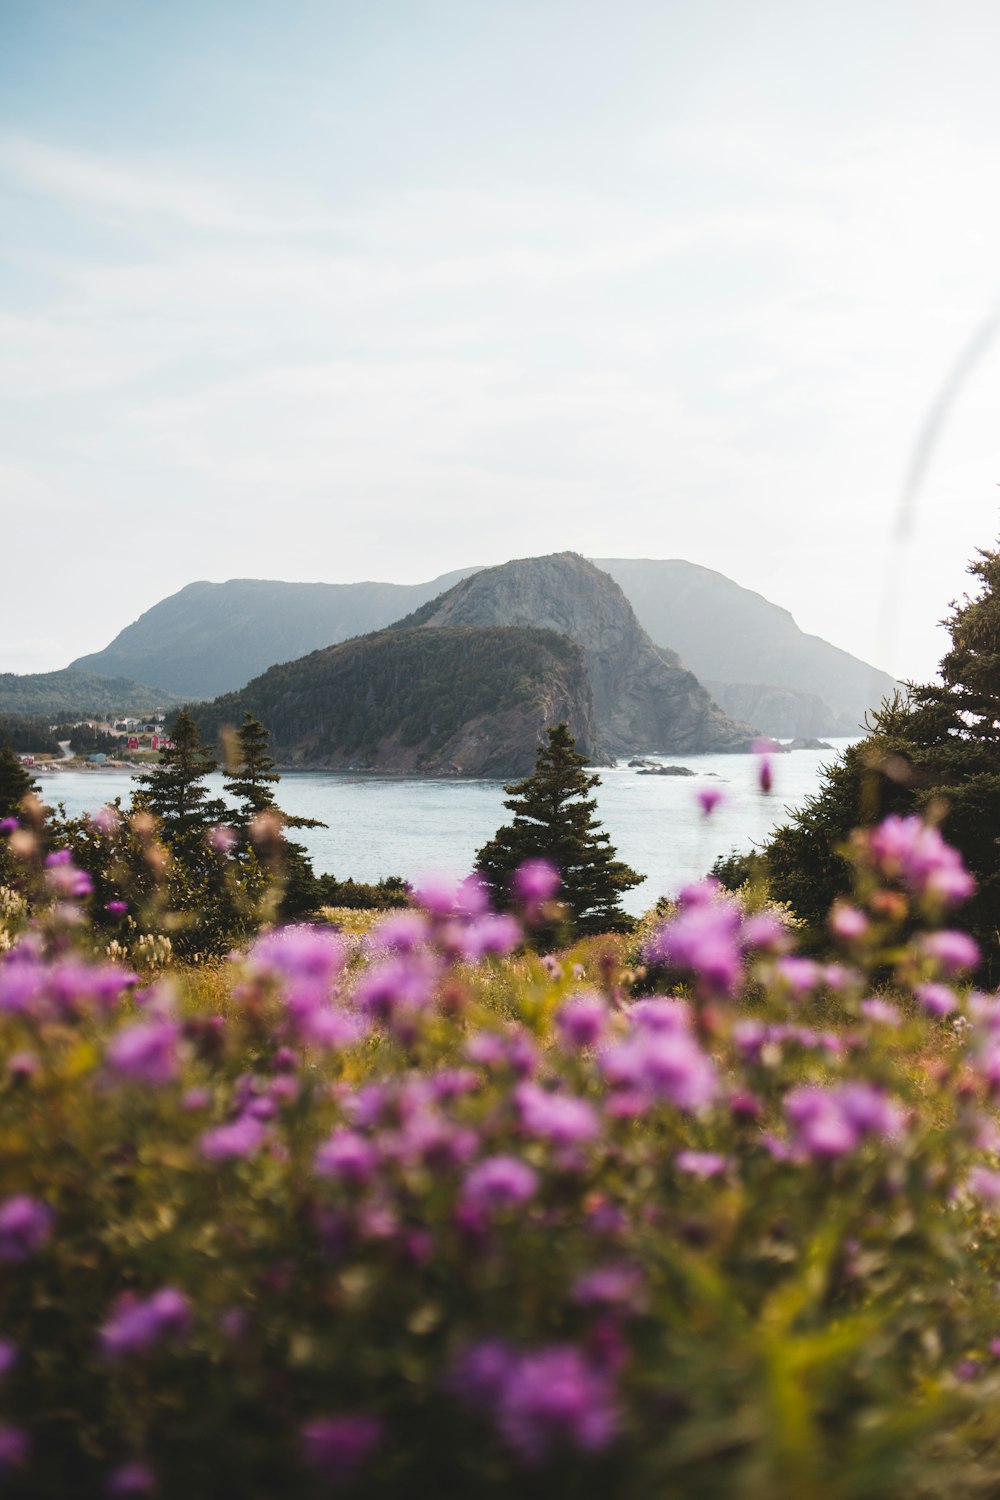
32,740,855,917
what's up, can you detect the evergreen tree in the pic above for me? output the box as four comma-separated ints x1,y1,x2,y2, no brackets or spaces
762,542,1000,974
132,709,227,848
222,713,324,833
0,742,37,819
222,712,325,921
475,722,642,938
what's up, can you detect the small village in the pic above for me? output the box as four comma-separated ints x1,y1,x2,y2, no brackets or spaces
18,713,175,772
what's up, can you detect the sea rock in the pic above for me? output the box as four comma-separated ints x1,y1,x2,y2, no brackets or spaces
635,764,696,777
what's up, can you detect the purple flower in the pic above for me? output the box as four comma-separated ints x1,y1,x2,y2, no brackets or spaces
919,929,981,975
0,817,18,836
300,1006,368,1051
44,850,93,899
968,1167,1000,1206
752,739,778,795
353,953,439,1038
773,956,822,998
106,1460,156,1495
106,1020,180,1087
865,815,975,905
837,1082,904,1137
599,1030,716,1112
89,805,121,836
369,911,429,953
696,785,725,816
514,1082,600,1145
915,982,957,1018
630,997,692,1033
463,1156,538,1212
0,956,47,1017
449,1339,517,1407
860,997,901,1026
199,1116,266,1163
100,1287,190,1359
250,927,345,1015
314,1129,379,1184
301,1415,382,1484
555,992,608,1049
740,912,791,953
785,1088,858,1159
0,1194,53,1261
830,903,868,940
208,824,236,853
496,1345,617,1464
785,1083,903,1160
645,890,743,998
105,900,129,917
512,859,560,914
675,1150,730,1178
571,1264,645,1310
461,912,523,960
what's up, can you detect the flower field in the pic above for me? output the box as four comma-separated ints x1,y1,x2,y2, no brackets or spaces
4,811,1000,1496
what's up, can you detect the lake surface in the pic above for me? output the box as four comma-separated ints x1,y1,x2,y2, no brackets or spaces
33,741,855,917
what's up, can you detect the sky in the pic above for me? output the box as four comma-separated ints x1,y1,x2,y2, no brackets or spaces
3,0,1000,684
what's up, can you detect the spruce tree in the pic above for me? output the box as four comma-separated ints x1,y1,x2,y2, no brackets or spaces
222,712,324,833
222,712,325,920
0,742,37,819
475,722,642,937
762,540,1000,974
132,709,227,848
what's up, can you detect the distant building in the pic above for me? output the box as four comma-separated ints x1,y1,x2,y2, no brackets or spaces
88,754,107,764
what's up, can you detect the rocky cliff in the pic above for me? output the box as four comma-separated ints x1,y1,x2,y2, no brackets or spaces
595,558,898,735
190,625,603,778
399,553,755,755
705,681,854,740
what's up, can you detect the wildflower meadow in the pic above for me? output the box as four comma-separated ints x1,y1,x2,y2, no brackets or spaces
4,790,1000,1496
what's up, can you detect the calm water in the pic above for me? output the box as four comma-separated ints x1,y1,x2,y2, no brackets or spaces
34,741,854,917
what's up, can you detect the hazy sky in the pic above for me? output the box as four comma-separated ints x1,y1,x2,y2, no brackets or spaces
4,0,1000,683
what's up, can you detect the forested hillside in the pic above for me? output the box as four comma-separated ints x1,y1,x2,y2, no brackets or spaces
0,670,179,718
190,625,602,776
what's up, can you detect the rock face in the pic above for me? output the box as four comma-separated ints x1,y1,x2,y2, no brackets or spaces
399,553,755,755
595,558,899,736
704,681,846,740
190,625,605,779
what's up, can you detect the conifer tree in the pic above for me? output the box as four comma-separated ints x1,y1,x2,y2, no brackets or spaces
222,713,325,832
475,722,642,937
763,540,1000,973
222,712,325,920
0,742,37,820
132,709,227,848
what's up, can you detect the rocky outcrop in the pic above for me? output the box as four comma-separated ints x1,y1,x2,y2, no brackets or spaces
595,558,899,735
190,625,605,779
704,681,857,739
399,553,755,755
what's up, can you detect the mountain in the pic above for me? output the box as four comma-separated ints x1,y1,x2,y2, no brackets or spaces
593,559,899,735
69,557,898,739
0,670,180,718
190,626,603,777
397,552,753,755
70,570,480,700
